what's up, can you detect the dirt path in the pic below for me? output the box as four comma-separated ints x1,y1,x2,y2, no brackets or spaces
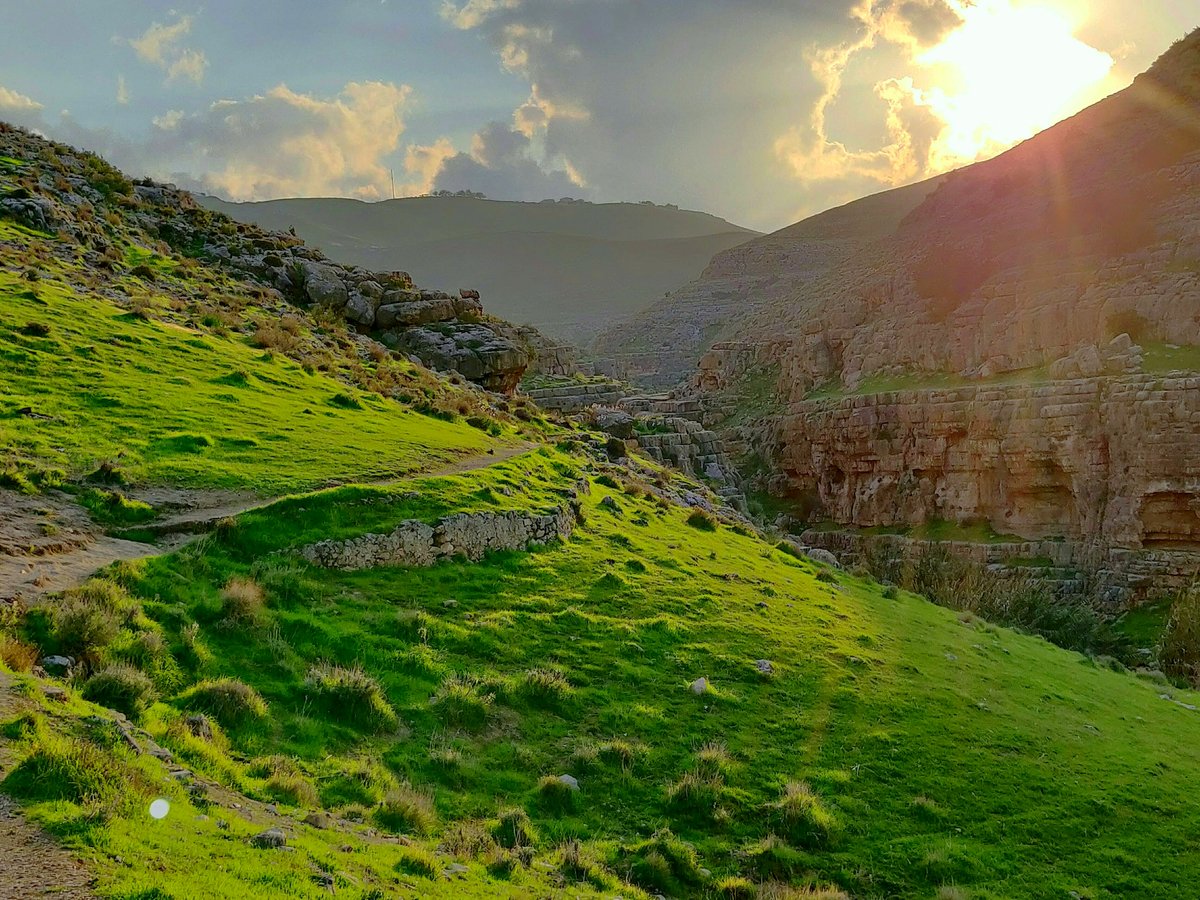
0,673,97,900
0,442,536,602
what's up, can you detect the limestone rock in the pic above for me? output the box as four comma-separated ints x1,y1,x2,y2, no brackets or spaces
251,828,287,849
299,261,348,307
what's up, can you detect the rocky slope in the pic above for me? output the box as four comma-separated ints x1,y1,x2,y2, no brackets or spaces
679,30,1200,605
0,126,539,393
200,194,758,347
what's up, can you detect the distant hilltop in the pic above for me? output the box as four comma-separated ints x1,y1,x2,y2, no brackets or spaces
200,193,759,347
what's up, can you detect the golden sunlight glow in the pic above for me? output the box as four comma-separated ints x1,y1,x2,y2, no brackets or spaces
915,1,1114,165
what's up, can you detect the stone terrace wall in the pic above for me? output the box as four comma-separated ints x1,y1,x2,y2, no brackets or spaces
302,504,577,571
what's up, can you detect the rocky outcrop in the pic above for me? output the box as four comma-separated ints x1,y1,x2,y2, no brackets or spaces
592,177,943,390
0,124,535,394
629,417,743,508
301,504,578,571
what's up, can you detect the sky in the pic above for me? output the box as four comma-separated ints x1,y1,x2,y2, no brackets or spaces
0,1,1194,231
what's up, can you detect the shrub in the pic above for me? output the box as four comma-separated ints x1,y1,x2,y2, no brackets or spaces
219,577,265,625
517,668,572,707
319,758,396,807
2,733,140,810
82,664,156,719
620,829,704,895
864,542,1131,659
395,846,440,878
493,806,537,849
912,794,944,820
375,784,438,835
432,675,494,730
757,884,851,900
1161,586,1200,684
440,819,496,861
0,635,38,673
686,509,718,531
815,570,838,584
768,782,840,848
741,834,809,880
253,318,302,353
265,772,318,808
484,847,520,877
178,678,268,727
305,663,398,732
51,584,128,658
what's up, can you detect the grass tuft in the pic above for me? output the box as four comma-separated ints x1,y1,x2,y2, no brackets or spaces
177,677,268,727
375,783,438,835
304,663,398,732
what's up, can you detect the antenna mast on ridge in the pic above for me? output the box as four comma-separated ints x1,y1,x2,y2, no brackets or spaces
390,169,396,200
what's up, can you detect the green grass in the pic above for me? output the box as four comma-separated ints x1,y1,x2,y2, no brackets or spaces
1142,342,1200,374
1115,598,1174,650
0,270,502,492
806,365,1053,401
8,449,1200,897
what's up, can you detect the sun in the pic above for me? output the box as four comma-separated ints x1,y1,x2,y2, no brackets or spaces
914,1,1114,164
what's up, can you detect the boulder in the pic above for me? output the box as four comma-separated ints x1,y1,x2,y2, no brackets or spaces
690,676,710,695
300,262,348,307
592,409,635,440
344,291,379,327
184,714,214,742
358,279,384,299
557,774,580,791
806,548,841,568
1,197,56,233
39,655,75,677
376,298,457,328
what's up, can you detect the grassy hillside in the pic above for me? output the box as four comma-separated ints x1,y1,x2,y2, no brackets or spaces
4,447,1200,898
200,195,758,345
0,263,500,494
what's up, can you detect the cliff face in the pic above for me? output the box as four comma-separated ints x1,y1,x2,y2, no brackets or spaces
766,375,1200,550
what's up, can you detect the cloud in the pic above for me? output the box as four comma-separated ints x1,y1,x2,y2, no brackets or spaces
427,120,586,199
774,0,965,187
0,84,43,114
776,0,1113,190
157,81,412,200
440,0,523,30
439,0,860,227
116,75,130,106
124,15,209,85
0,80,414,202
